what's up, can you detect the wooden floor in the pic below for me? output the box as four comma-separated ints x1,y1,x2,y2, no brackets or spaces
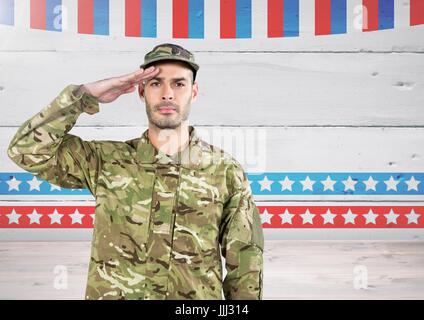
0,240,423,300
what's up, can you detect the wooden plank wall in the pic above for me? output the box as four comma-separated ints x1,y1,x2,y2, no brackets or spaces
1,240,423,299
1,0,424,240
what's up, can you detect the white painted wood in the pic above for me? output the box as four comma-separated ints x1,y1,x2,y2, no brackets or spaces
0,229,95,241
2,126,424,173
0,196,94,201
0,240,423,299
263,240,424,299
0,3,422,52
0,52,423,127
2,228,423,241
263,228,424,241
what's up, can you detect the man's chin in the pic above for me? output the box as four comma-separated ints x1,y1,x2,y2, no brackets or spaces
151,120,181,130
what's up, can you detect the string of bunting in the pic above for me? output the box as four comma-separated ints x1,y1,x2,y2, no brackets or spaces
0,0,423,38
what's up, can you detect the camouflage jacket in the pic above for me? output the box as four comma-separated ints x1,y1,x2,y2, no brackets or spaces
7,84,264,300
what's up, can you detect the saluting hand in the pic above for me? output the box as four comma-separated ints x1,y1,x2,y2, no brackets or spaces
76,66,159,103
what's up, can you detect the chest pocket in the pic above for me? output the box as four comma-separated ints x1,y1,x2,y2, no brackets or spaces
97,165,155,246
150,170,180,236
174,170,223,236
151,190,176,235
124,170,155,244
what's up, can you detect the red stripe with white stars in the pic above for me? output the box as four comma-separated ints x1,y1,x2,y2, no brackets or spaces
0,205,423,228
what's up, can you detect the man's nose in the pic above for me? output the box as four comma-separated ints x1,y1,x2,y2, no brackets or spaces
161,83,174,100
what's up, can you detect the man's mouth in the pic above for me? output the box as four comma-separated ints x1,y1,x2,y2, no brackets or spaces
158,106,177,114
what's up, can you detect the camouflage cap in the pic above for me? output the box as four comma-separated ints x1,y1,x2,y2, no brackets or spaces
140,43,199,80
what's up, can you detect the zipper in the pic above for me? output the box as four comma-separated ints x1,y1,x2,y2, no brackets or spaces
164,164,182,299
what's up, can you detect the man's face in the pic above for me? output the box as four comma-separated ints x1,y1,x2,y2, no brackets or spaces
138,61,198,130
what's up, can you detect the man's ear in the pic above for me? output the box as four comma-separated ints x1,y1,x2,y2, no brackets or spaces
138,84,145,101
191,82,199,103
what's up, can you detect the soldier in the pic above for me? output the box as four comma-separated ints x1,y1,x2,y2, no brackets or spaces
7,43,264,300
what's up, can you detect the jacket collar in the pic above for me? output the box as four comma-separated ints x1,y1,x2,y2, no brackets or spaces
133,125,213,170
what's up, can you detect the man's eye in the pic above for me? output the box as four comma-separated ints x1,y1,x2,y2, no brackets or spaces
150,82,159,86
176,83,185,87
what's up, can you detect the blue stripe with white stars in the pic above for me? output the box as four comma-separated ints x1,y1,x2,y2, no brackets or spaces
1,172,423,195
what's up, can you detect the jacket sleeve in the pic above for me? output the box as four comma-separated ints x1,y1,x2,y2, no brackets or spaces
219,163,264,300
7,84,102,196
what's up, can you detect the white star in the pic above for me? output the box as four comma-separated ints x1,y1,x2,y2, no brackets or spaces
342,176,357,192
342,209,357,225
27,176,43,191
384,176,399,192
6,176,21,191
50,184,62,191
321,209,337,225
405,209,420,224
321,175,336,191
363,209,378,225
6,209,21,224
300,209,315,225
27,209,42,224
384,209,399,225
260,209,273,225
279,209,295,225
278,176,294,191
90,214,96,224
48,209,64,225
300,176,315,191
258,176,273,192
363,176,378,191
70,209,84,225
405,176,420,191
